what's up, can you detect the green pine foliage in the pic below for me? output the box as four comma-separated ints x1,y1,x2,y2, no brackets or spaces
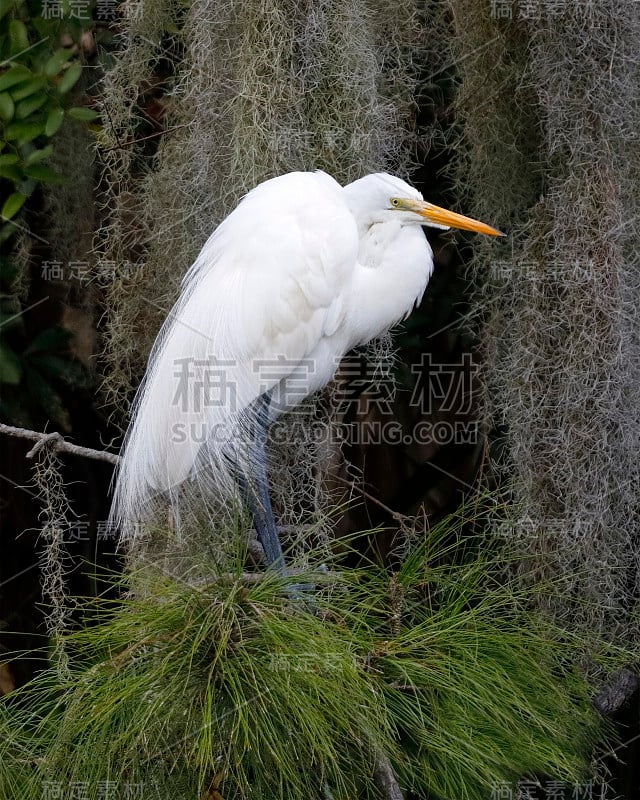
0,509,622,800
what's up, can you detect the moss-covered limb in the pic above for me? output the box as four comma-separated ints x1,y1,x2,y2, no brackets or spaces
0,423,120,464
447,0,543,227
445,1,640,641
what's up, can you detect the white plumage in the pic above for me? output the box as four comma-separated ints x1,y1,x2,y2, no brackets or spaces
111,171,503,549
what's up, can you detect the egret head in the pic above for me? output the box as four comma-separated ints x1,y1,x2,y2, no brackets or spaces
343,173,505,237
389,195,505,237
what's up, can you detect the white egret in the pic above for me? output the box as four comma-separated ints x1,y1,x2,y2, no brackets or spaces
111,171,503,566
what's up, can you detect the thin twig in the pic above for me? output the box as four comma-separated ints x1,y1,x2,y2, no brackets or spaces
194,568,342,587
101,123,190,153
0,423,120,466
328,471,408,522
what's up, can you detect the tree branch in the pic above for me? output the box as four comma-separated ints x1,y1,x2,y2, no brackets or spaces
373,749,405,800
593,668,638,716
0,423,120,466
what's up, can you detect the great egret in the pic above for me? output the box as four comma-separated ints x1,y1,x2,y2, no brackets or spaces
111,171,503,566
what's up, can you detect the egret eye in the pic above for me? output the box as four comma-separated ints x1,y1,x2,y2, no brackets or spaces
390,198,401,208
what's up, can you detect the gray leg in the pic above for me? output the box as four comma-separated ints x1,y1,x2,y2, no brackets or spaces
242,392,285,570
239,394,316,599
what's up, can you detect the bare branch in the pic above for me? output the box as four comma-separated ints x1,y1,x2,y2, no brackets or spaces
0,423,120,466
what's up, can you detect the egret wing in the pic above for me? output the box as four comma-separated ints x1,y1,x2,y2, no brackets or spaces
112,172,358,529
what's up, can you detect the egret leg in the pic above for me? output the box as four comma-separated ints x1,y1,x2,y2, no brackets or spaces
239,395,315,599
241,392,285,570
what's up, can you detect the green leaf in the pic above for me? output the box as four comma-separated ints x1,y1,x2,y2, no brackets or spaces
10,77,46,102
44,105,64,136
0,65,31,93
44,48,74,78
0,0,19,21
0,153,19,165
57,357,89,388
0,340,22,384
0,392,33,429
0,306,24,332
5,120,45,144
66,105,99,122
23,325,71,355
8,20,29,56
0,91,14,121
57,62,82,95
0,258,18,283
15,91,48,119
23,144,53,165
1,192,26,220
24,363,70,430
0,163,22,181
0,223,17,245
23,163,64,183
29,353,88,387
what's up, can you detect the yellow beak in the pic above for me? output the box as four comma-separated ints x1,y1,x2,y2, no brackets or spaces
400,198,506,237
